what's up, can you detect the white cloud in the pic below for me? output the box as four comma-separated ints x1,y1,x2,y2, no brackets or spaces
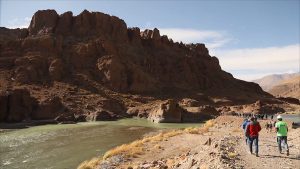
214,44,300,81
157,28,232,50
7,17,31,29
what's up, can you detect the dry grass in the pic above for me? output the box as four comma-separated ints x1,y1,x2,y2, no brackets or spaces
77,157,102,169
78,119,216,168
228,152,238,158
184,119,215,134
102,129,183,160
184,127,200,134
103,140,144,159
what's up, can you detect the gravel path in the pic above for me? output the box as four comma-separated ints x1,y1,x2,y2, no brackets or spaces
237,127,300,169
96,116,300,169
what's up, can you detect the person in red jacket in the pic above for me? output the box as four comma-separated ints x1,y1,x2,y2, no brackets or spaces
246,116,262,157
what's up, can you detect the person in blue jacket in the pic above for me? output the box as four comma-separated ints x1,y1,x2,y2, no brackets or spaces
242,118,251,145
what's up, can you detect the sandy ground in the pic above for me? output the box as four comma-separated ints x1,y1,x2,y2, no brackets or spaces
100,116,300,169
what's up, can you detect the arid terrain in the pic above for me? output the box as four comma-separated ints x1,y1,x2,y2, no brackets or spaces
78,116,300,169
1,9,299,125
253,73,300,99
269,75,300,99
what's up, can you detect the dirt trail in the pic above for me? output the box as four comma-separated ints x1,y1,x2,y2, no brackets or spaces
86,116,300,169
237,126,300,169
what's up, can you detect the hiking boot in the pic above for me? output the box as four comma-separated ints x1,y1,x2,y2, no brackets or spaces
255,153,259,157
287,150,289,156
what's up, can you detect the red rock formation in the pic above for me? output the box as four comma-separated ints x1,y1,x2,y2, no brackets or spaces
0,89,38,122
0,9,288,123
31,96,64,120
148,100,183,123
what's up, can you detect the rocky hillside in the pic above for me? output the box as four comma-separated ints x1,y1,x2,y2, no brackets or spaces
268,75,300,99
253,73,299,91
0,9,296,124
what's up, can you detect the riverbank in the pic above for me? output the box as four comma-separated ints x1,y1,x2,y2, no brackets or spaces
78,116,300,169
0,118,203,169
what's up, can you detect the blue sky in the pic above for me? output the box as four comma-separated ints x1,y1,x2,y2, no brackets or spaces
0,0,299,80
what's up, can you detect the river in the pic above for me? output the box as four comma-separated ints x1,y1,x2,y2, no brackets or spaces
0,118,201,169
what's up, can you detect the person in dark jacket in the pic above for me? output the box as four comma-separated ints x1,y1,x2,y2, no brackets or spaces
246,117,262,157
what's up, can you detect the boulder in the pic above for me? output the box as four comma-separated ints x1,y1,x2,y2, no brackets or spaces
180,98,200,107
74,114,87,122
126,105,154,118
86,110,117,121
148,100,183,123
97,98,126,115
55,113,75,122
6,89,38,122
182,105,219,122
31,96,64,120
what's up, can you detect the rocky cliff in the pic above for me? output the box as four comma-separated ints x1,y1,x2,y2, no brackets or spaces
1,9,293,123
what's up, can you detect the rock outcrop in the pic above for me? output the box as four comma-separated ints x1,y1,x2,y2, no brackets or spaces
148,100,183,123
0,9,296,123
31,96,64,120
0,89,37,122
183,105,219,122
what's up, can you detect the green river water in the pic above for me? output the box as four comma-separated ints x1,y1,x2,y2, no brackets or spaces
0,118,201,169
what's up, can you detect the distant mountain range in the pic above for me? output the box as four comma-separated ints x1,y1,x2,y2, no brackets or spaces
253,73,300,99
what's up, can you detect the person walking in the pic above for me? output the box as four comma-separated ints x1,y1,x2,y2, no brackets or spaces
275,115,289,156
242,118,250,144
269,121,273,132
246,117,262,157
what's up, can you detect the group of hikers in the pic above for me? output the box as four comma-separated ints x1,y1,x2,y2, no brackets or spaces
242,115,289,157
238,112,274,120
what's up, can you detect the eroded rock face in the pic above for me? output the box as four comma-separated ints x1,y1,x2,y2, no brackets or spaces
0,89,38,122
278,97,300,105
14,54,48,83
1,9,268,97
0,9,283,123
0,91,9,121
49,58,64,81
86,110,117,121
218,98,286,115
32,96,65,120
180,98,201,107
183,105,219,122
28,10,59,35
148,100,184,123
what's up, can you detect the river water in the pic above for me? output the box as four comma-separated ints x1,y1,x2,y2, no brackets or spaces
0,118,201,169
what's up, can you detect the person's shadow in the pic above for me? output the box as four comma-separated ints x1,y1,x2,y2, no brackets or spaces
262,154,300,160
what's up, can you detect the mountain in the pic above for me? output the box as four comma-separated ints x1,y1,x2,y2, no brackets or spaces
268,75,300,99
0,9,294,123
252,73,300,91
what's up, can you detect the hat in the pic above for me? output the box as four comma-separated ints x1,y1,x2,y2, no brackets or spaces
277,115,282,119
